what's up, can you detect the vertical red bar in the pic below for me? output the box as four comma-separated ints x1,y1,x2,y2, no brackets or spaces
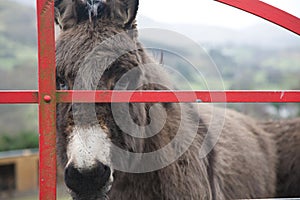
36,0,57,199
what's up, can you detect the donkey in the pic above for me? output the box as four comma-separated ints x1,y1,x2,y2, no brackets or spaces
260,118,300,198
55,0,277,199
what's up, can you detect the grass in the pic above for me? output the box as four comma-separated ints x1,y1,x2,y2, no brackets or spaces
13,196,70,200
0,131,38,152
11,188,71,200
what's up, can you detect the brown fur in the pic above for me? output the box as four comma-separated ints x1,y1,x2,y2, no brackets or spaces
260,118,300,198
55,0,277,199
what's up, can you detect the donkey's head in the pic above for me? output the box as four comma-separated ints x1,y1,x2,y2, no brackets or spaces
55,0,139,30
55,0,158,199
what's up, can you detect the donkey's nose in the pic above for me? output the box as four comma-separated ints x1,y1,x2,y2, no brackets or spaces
64,162,111,193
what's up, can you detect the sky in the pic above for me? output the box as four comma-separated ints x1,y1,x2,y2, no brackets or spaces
139,0,300,29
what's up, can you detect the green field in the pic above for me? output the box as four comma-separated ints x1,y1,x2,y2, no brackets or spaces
13,197,70,200
7,184,70,200
11,189,70,200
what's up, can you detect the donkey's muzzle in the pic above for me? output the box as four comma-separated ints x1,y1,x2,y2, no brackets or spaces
64,162,111,194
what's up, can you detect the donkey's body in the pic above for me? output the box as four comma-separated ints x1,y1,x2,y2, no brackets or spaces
55,1,277,199
261,118,300,198
107,105,277,200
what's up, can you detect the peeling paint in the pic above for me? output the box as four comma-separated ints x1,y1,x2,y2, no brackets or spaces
280,92,285,100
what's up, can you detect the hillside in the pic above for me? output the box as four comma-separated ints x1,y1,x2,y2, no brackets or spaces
137,15,300,49
0,1,37,73
0,1,37,137
8,0,300,48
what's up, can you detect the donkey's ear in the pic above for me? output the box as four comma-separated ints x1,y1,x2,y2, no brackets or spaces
54,0,84,30
112,0,139,28
54,0,63,27
125,0,139,27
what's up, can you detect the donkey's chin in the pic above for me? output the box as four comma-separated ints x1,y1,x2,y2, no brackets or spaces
71,192,108,200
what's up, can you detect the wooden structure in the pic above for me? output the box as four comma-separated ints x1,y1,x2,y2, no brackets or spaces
0,149,38,193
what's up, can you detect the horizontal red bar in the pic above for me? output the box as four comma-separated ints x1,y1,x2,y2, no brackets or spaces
57,90,300,103
0,91,38,104
1,90,300,104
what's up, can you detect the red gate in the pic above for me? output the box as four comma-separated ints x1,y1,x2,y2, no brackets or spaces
0,0,299,199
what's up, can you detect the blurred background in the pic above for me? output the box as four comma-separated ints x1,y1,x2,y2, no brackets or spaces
0,0,299,199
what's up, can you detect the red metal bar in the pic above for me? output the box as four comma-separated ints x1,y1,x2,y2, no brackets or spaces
36,0,57,199
57,90,300,103
0,90,299,104
0,91,38,104
214,0,300,35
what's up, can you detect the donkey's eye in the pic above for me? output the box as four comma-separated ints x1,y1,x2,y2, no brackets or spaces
57,77,69,90
60,80,68,90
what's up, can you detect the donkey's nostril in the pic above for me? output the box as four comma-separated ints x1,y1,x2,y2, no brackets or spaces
95,162,111,186
64,164,84,193
64,162,111,194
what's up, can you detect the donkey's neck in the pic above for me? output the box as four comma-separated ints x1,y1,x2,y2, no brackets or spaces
109,105,214,199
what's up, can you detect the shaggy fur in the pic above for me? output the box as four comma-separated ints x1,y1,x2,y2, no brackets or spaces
260,118,300,198
55,0,277,199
